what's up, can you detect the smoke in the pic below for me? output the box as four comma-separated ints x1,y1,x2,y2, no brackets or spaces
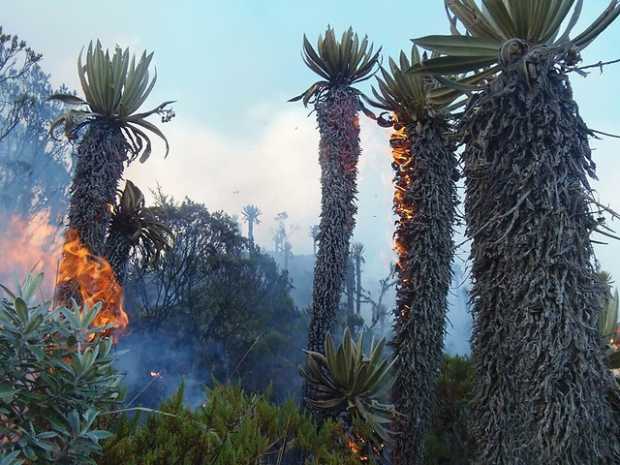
114,330,213,409
0,210,63,295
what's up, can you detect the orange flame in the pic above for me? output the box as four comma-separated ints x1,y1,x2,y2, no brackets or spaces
391,124,414,322
0,211,63,295
55,229,128,335
346,437,369,462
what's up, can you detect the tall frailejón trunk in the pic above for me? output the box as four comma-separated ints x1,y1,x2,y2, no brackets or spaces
391,121,457,465
355,254,362,315
305,87,361,407
463,59,620,465
56,122,128,307
68,122,128,256
247,219,254,245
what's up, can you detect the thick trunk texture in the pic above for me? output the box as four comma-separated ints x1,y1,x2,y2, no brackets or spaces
463,59,620,465
68,122,128,256
390,122,457,465
56,122,128,307
305,87,361,409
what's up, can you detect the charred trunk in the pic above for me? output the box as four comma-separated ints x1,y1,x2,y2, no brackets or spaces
56,122,128,307
390,121,457,465
462,58,620,464
68,122,128,256
305,87,361,410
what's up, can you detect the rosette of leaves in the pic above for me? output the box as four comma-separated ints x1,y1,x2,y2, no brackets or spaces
300,328,396,445
105,180,173,283
49,40,174,161
290,27,381,111
0,273,122,465
411,0,620,81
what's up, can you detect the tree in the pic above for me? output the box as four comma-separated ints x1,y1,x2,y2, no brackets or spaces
0,55,72,220
363,264,397,335
241,204,261,246
413,2,620,463
290,27,380,410
369,46,463,465
0,27,42,143
351,242,365,315
273,211,288,257
283,239,292,271
104,180,172,283
344,254,356,323
121,194,306,402
49,41,174,258
310,224,320,256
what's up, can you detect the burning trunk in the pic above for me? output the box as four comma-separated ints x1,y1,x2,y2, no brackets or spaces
305,87,361,410
390,121,457,465
67,121,128,257
462,61,620,464
55,120,129,335
55,229,128,334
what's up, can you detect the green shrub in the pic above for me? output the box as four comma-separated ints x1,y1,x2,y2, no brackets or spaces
0,273,122,465
424,355,474,465
99,383,363,465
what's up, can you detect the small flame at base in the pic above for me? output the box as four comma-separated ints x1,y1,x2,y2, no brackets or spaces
55,229,128,336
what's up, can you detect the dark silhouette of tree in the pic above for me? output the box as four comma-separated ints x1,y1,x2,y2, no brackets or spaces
0,27,42,143
241,204,261,247
351,242,365,316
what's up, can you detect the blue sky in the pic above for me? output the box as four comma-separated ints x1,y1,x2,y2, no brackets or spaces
5,2,620,338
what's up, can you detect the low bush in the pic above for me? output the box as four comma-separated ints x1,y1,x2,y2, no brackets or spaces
99,383,363,465
0,273,122,465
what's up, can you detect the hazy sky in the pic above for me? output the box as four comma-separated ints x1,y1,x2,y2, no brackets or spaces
5,0,620,290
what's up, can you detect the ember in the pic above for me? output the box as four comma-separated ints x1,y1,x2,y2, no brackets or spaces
346,435,370,463
55,229,128,336
391,125,413,321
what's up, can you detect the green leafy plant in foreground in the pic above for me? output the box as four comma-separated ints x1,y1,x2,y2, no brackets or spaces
300,328,396,459
99,383,361,465
0,273,122,465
